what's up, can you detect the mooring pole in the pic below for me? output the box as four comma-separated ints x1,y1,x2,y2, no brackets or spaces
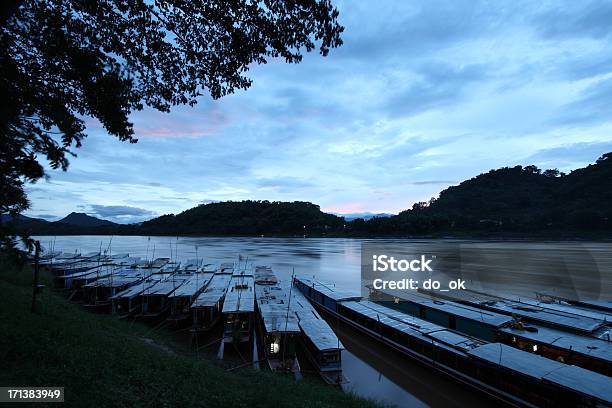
31,240,41,313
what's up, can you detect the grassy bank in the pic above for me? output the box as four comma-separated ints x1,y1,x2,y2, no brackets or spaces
0,256,379,408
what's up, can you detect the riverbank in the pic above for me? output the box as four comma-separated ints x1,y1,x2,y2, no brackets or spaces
0,256,380,408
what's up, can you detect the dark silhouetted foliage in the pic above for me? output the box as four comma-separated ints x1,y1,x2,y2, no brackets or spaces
0,0,343,250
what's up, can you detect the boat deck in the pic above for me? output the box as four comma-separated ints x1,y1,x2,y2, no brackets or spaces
192,274,233,308
143,277,188,296
420,288,605,334
170,272,215,298
222,275,255,313
380,289,514,328
295,276,361,302
341,300,486,353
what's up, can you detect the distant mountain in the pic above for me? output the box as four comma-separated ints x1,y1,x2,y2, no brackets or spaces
1,214,48,224
57,212,116,227
341,212,395,221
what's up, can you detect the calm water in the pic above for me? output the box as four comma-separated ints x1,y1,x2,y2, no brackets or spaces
33,235,612,407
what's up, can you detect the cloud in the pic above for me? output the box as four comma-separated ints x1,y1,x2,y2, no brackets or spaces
131,103,230,138
255,177,315,192
411,180,458,185
533,2,612,40
383,63,489,118
22,1,612,218
32,214,61,221
553,77,612,126
89,205,157,223
525,142,612,170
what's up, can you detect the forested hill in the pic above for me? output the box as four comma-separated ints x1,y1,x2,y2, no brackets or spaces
138,201,344,235
347,152,612,235
4,153,612,237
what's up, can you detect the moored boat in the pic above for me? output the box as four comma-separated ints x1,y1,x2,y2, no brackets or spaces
254,268,301,373
221,270,255,344
191,271,233,332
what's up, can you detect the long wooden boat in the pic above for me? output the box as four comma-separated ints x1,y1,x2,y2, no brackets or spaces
221,270,255,344
168,267,215,322
290,288,346,385
190,270,233,332
254,268,301,373
294,276,612,408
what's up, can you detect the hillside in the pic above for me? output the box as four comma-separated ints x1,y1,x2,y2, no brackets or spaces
139,200,344,235
347,152,612,235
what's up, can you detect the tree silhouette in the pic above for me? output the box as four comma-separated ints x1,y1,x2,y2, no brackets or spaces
0,0,343,248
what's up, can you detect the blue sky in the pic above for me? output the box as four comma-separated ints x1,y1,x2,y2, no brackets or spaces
25,0,612,223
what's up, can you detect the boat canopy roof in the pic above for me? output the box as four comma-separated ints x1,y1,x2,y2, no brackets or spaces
421,289,604,333
192,274,233,308
342,300,485,352
382,289,514,328
170,272,214,298
259,303,300,333
295,276,361,302
143,278,187,296
468,343,612,404
222,275,255,313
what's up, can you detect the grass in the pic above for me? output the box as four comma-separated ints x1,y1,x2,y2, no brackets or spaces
0,256,380,408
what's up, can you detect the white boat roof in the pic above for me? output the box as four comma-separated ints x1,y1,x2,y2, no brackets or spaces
290,288,344,350
254,265,278,285
259,303,301,333
514,298,612,322
170,272,214,298
342,300,485,352
85,274,144,288
192,274,233,308
383,289,514,328
255,280,300,334
423,289,604,333
222,275,255,313
58,265,119,280
298,316,343,351
143,277,187,296
295,276,361,302
468,343,612,403
111,278,164,299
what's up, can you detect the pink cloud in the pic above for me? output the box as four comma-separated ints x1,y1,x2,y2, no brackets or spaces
132,105,230,139
322,201,369,214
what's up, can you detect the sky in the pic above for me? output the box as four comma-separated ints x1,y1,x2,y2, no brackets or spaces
25,0,612,223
